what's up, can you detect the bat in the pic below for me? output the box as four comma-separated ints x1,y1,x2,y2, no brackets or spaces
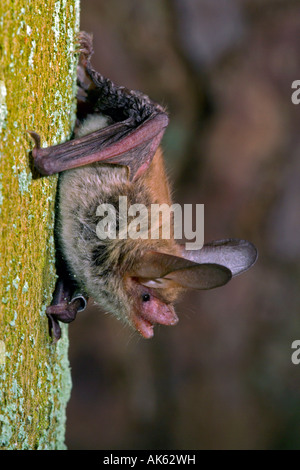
28,32,258,341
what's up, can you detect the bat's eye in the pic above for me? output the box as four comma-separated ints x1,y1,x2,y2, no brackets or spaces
142,293,151,302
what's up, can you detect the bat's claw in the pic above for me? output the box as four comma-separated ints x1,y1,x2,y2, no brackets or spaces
47,314,62,343
27,130,41,149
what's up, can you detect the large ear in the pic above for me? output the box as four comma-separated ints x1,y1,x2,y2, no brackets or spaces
180,239,258,277
131,251,232,290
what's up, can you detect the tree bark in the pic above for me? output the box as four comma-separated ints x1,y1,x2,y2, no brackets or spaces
0,0,80,449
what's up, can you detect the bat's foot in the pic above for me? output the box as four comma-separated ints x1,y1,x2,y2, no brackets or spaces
76,31,94,67
46,277,88,342
46,296,87,342
46,297,86,323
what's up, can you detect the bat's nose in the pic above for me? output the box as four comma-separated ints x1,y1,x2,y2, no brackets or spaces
131,302,178,339
142,299,178,325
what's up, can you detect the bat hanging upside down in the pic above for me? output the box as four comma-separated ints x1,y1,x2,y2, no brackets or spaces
28,32,257,342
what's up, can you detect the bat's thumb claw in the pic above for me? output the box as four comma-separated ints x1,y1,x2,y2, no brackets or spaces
76,31,94,66
26,130,41,149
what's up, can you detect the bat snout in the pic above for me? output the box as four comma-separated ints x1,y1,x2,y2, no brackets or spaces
131,299,178,339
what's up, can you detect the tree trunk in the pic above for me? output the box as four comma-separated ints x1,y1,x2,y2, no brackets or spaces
0,0,80,449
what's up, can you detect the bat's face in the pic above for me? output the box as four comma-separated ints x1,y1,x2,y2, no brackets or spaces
124,276,181,339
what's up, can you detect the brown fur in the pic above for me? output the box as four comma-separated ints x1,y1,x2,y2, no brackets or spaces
58,143,183,332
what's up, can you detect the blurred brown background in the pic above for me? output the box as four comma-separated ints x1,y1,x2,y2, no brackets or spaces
66,0,300,449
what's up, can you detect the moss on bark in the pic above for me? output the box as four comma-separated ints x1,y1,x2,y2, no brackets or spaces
0,0,80,449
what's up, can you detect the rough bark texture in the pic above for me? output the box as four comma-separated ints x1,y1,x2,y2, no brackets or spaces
0,0,79,449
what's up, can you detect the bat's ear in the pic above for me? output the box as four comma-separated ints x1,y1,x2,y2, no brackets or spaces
131,251,232,290
180,239,258,277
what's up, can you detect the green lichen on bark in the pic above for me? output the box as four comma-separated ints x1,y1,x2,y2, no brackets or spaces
0,0,80,449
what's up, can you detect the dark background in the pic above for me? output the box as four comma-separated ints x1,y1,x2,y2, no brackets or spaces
66,0,300,450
